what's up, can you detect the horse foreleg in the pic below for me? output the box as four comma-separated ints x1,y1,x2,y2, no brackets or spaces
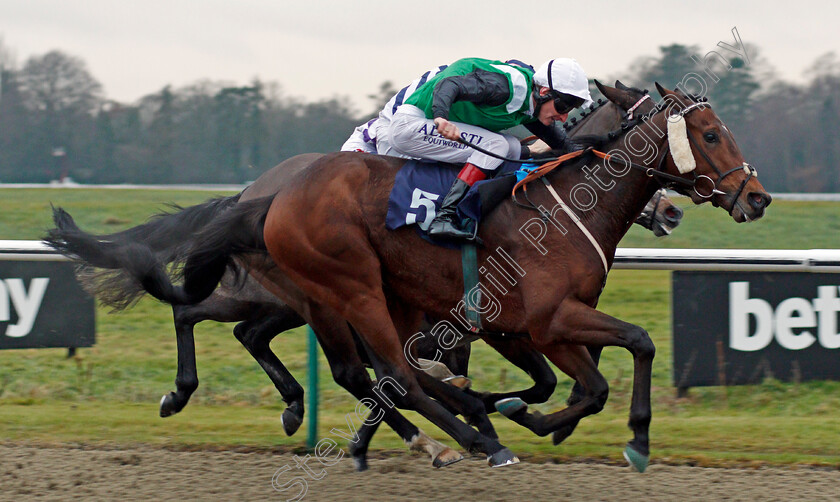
553,304,654,471
503,302,654,472
553,345,603,445
464,337,557,414
495,343,609,437
303,304,462,472
343,295,515,467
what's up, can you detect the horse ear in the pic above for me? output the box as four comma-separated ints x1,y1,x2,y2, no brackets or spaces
655,82,672,98
595,79,623,104
594,79,610,95
615,80,630,91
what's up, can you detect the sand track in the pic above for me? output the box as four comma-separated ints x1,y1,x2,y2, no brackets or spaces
2,444,838,501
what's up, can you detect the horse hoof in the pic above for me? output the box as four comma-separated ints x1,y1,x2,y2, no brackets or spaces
432,448,463,468
159,393,178,418
623,444,650,473
353,455,369,472
442,375,472,390
281,408,303,436
487,448,519,467
494,397,527,418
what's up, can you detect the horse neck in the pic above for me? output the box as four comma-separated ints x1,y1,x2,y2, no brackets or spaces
508,114,666,260
568,103,622,137
579,113,670,253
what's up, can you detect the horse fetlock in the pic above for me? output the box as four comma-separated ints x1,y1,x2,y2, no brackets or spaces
352,455,369,472
551,421,579,446
628,409,652,431
175,378,198,395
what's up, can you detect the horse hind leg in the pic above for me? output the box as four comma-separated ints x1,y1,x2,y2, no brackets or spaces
159,303,202,417
233,308,308,436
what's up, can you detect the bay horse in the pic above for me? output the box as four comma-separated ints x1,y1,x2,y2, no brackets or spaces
50,82,679,450
48,83,729,470
202,82,769,468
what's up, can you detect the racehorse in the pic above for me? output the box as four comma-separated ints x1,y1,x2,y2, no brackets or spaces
57,81,680,418
48,83,740,470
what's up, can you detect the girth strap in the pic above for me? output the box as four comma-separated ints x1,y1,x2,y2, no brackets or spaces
461,242,483,332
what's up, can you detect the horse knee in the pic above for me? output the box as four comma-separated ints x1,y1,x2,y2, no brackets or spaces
233,321,254,345
586,376,609,414
628,327,655,360
531,371,557,403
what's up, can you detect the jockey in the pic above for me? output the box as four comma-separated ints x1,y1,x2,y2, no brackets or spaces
341,60,536,157
389,57,592,241
340,117,379,153
341,65,449,155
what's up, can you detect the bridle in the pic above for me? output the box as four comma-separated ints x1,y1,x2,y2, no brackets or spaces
595,96,757,214
635,188,665,231
461,91,758,216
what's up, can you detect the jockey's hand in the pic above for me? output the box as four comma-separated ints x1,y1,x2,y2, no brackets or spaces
434,117,461,141
527,139,552,157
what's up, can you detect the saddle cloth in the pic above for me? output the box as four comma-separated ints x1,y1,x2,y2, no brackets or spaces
385,159,519,242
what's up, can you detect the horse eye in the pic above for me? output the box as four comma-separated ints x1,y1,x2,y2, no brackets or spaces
704,132,719,143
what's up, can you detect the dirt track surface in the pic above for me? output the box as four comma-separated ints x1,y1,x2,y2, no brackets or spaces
2,444,840,501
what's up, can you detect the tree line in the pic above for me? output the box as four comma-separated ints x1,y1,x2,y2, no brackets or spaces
0,41,838,191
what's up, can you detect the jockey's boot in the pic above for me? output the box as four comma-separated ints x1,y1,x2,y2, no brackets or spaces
427,163,487,241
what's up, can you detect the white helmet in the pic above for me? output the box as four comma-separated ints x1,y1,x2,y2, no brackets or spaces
534,58,593,108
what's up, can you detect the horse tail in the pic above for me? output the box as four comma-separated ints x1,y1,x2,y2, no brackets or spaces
101,195,242,261
44,193,254,310
83,195,274,308
167,195,275,306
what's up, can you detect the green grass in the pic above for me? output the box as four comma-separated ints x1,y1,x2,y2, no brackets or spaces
1,188,839,466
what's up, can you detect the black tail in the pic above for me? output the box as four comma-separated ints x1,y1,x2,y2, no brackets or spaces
46,195,241,263
43,193,269,309
141,195,275,306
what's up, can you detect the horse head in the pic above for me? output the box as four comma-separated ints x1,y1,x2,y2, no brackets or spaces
653,83,771,223
634,188,683,237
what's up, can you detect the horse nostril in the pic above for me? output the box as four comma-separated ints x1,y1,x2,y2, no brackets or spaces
664,206,683,224
749,192,771,209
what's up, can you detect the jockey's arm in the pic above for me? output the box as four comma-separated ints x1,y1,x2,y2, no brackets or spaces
431,71,511,141
430,70,511,120
523,121,580,156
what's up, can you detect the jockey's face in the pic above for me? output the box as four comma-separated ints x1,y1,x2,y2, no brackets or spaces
537,87,570,125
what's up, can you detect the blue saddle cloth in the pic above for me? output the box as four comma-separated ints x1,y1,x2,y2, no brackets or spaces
385,159,522,244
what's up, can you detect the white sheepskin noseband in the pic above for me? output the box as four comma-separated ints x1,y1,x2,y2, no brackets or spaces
666,114,696,174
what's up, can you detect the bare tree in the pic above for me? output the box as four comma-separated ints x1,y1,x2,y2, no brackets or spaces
17,50,102,115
